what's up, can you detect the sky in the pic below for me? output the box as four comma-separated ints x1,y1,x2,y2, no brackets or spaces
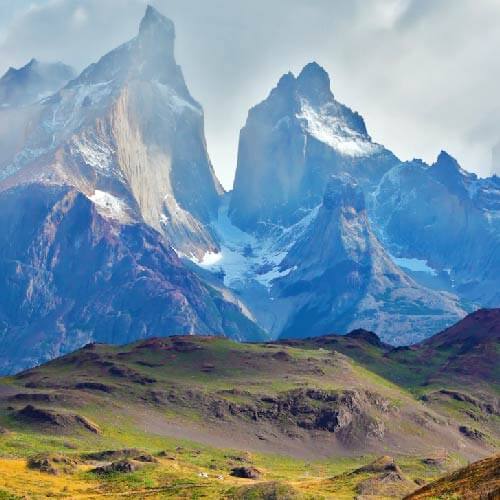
1,0,499,188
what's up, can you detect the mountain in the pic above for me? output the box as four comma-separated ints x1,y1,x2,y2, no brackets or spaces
0,312,497,497
0,58,75,108
0,183,263,374
0,6,267,374
271,175,466,344
0,5,222,258
197,65,468,344
0,6,498,371
372,151,500,306
0,59,75,174
282,309,500,462
229,62,398,232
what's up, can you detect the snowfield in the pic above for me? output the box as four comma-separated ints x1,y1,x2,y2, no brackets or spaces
194,198,317,290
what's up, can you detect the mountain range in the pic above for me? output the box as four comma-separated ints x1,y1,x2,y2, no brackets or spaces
0,5,498,374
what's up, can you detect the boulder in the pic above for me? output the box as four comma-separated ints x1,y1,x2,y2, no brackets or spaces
230,466,262,479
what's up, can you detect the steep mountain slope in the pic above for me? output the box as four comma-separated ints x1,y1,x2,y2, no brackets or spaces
229,62,398,232
0,58,75,108
272,175,466,343
0,183,264,375
373,152,500,306
0,6,222,258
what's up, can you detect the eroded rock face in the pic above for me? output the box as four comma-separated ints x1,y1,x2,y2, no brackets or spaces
149,385,389,446
230,466,262,479
92,460,146,474
0,6,222,258
16,405,100,434
27,453,79,475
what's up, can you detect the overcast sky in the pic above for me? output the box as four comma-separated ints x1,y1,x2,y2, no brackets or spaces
1,0,499,187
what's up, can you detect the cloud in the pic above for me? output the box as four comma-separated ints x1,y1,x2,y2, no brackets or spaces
0,0,498,187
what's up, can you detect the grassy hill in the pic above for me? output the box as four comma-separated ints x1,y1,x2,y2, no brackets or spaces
0,310,497,498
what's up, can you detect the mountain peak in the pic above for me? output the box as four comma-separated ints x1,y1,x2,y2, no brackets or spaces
297,62,332,101
435,150,459,168
431,150,476,190
139,5,175,41
0,59,75,106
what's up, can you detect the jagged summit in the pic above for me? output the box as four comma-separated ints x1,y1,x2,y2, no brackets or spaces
138,5,176,58
0,5,221,258
432,150,474,176
74,4,185,93
0,59,75,107
140,5,174,33
296,61,332,103
230,61,391,231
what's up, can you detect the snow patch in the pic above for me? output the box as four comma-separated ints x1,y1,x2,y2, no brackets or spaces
198,251,223,266
297,100,381,157
89,190,128,221
196,199,317,290
72,134,115,174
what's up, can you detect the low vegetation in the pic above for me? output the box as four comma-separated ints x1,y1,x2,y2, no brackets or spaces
0,322,497,498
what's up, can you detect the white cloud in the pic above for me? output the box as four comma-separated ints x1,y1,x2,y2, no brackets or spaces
0,0,499,187
72,6,89,26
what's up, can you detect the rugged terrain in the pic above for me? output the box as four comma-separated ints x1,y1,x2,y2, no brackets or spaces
0,310,497,498
0,6,264,374
0,5,498,373
0,183,263,374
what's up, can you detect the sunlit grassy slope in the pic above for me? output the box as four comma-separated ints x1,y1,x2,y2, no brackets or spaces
0,329,497,499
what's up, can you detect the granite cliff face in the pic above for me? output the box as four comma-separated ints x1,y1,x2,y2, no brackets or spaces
0,7,261,374
0,6,222,258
